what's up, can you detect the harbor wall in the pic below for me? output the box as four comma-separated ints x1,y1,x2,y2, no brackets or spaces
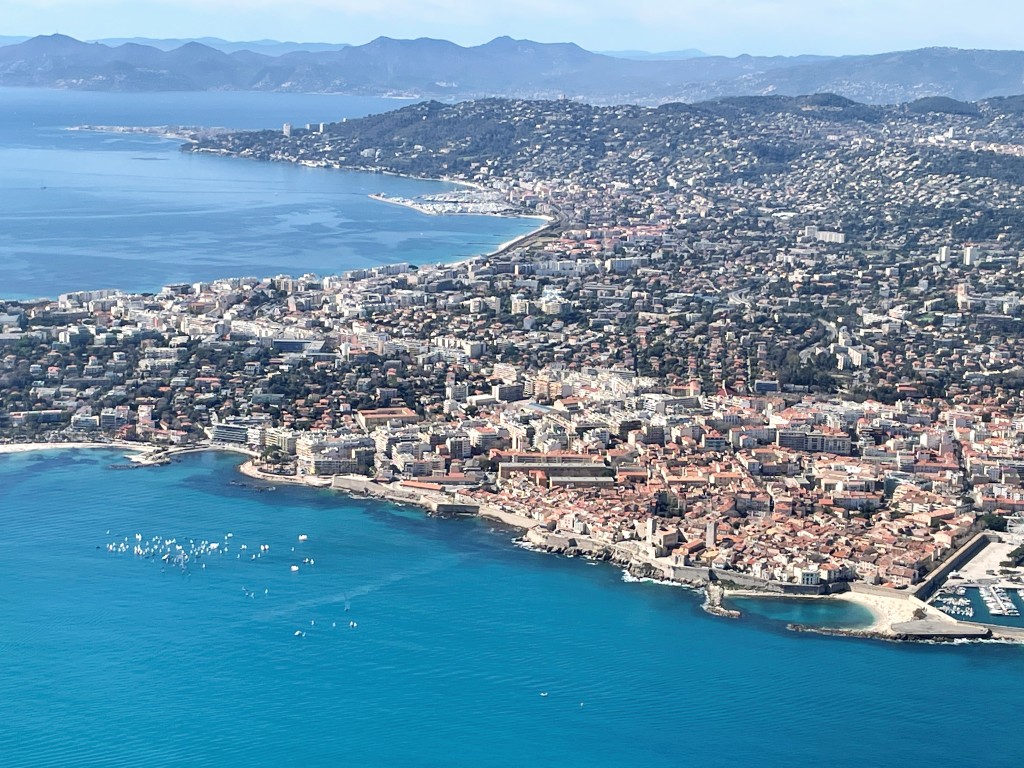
429,502,479,516
914,532,997,601
665,565,712,584
709,569,849,596
850,582,913,600
976,623,1024,641
711,570,791,593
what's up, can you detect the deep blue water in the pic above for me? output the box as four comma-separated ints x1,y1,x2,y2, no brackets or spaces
0,88,538,299
1,450,1022,767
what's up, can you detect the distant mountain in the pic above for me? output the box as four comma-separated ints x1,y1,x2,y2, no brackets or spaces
91,37,349,56
0,35,29,47
599,49,708,60
4,34,1024,104
693,47,1024,104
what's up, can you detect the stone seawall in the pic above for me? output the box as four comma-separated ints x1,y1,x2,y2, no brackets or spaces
522,529,710,587
709,569,847,596
914,531,997,601
331,475,424,504
850,582,913,600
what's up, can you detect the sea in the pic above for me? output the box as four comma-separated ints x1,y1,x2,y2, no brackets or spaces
0,88,540,300
1,450,1023,767
1,90,1023,767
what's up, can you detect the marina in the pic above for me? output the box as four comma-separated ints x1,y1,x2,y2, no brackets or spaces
368,188,528,217
930,585,975,619
930,581,1024,626
923,526,1024,628
977,584,1021,617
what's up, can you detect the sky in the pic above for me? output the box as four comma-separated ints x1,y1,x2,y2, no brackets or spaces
3,0,1023,56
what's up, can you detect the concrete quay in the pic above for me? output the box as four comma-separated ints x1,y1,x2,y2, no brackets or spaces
889,620,991,640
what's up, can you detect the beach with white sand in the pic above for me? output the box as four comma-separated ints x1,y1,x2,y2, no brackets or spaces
0,441,150,456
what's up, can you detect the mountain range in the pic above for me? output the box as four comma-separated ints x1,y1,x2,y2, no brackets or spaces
3,33,1024,104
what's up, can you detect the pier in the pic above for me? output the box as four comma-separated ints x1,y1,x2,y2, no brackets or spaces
889,620,991,640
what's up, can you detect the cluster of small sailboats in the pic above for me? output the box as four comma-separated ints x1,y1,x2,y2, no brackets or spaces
294,620,357,638
102,530,313,576
103,532,241,572
103,529,359,637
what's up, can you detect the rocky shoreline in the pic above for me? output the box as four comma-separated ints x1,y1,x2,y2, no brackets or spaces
516,531,743,619
703,583,742,619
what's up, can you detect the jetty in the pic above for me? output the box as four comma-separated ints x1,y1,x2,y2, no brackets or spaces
889,620,991,640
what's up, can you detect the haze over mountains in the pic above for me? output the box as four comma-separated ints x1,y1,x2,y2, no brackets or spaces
3,33,1024,104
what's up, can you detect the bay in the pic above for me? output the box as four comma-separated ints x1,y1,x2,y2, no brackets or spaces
0,449,1021,767
0,88,540,300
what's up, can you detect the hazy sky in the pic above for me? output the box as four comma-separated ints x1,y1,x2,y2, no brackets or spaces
3,0,1023,55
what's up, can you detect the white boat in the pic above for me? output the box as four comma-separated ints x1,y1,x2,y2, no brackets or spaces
290,565,299,572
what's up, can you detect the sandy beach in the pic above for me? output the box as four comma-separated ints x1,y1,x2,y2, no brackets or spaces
486,218,555,257
724,586,947,636
0,440,264,470
0,441,150,456
830,590,936,634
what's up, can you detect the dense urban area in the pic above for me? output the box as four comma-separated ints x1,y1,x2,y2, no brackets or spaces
5,93,1024,611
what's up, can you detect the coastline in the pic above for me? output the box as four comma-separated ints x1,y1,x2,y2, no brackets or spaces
191,144,563,277
367,192,541,220
0,439,257,467
5,439,1017,644
718,585,1011,642
412,214,555,275
68,124,226,144
0,440,152,456
214,145,559,266
5,139,556,303
722,588,920,637
237,459,333,488
364,187,555,265
234,461,534,530
485,218,556,258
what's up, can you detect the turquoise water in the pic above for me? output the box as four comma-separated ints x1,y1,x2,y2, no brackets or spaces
1,450,1022,767
0,88,539,299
